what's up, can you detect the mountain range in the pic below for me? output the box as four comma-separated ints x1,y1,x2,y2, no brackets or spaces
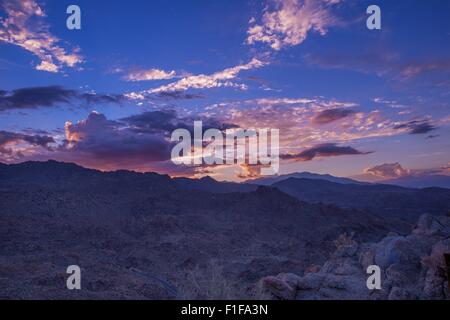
245,172,369,186
0,160,449,299
246,171,450,189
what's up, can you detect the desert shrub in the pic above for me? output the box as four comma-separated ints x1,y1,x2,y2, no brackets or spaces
247,280,273,300
180,260,241,300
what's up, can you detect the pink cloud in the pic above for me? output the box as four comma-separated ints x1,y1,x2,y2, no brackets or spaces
247,0,340,50
365,163,409,179
0,0,83,73
147,58,267,93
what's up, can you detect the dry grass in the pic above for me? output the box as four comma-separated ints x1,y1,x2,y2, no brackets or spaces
247,280,273,300
179,260,241,300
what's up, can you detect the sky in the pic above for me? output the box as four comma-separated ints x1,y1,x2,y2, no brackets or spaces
0,0,449,182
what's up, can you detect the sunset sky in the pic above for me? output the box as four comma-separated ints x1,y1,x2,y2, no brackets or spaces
1,0,449,181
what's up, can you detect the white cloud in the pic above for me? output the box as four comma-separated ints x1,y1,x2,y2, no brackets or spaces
148,58,267,93
0,0,83,73
247,0,339,50
124,92,146,100
124,68,177,82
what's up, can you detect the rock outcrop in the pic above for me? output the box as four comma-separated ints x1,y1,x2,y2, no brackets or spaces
261,214,450,300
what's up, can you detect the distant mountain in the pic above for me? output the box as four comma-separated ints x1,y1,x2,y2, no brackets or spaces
272,177,450,222
173,176,256,193
382,175,450,189
246,171,368,186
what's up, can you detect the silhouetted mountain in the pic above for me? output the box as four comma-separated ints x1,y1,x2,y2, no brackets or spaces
173,176,257,193
382,175,450,189
0,160,255,195
246,171,368,186
273,177,450,222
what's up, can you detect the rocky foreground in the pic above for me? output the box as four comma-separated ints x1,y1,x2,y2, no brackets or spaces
261,214,450,300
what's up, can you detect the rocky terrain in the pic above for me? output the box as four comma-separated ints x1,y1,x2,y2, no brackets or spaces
0,161,448,299
261,214,450,300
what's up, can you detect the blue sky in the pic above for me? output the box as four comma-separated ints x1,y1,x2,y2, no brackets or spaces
0,0,449,181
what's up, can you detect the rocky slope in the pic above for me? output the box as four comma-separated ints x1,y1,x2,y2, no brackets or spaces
261,214,450,300
273,177,450,222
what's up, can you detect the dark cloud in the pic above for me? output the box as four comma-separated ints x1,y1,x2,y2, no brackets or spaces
51,110,240,170
0,86,123,111
394,120,436,135
281,143,372,161
0,130,55,160
155,91,204,100
21,135,55,148
79,92,123,104
62,112,173,167
121,110,238,135
312,108,356,124
120,110,180,134
0,130,55,148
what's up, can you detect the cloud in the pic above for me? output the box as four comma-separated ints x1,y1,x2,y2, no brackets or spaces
400,60,450,80
204,97,400,153
62,112,173,168
120,110,182,134
358,163,450,183
1,108,240,172
155,91,204,100
0,0,83,72
121,110,238,135
30,110,234,172
281,143,372,161
305,52,450,81
365,163,409,179
61,110,234,172
0,86,123,111
0,130,55,161
312,108,356,124
237,163,272,179
124,68,177,82
394,119,437,135
247,0,339,50
148,58,267,93
124,90,204,102
0,130,54,148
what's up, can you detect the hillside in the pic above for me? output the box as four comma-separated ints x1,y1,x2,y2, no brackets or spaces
273,177,450,222
0,161,411,299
